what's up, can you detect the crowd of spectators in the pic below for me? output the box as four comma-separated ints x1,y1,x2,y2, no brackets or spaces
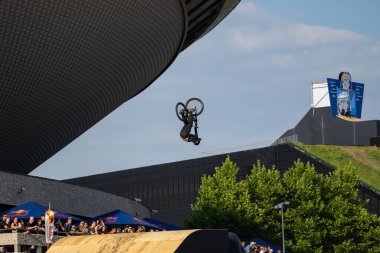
0,214,155,236
0,214,47,233
0,214,159,253
241,241,281,253
55,217,154,235
1,214,282,252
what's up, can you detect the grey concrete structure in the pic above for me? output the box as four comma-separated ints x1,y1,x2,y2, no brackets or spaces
0,232,64,253
274,107,380,146
0,171,150,218
0,0,240,175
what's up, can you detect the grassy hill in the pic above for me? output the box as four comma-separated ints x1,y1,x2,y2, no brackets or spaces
296,143,380,192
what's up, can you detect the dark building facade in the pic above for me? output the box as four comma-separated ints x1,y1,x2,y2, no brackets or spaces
65,143,380,226
274,107,380,146
0,171,150,218
0,0,240,175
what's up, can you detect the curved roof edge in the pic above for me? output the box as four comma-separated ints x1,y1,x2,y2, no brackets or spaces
181,0,241,50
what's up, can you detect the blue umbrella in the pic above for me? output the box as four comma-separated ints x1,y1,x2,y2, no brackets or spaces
143,217,181,231
2,201,80,221
88,210,161,230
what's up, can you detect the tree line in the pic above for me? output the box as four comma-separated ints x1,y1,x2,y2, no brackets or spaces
185,157,380,253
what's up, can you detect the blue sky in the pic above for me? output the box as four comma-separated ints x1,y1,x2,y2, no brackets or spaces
31,0,380,180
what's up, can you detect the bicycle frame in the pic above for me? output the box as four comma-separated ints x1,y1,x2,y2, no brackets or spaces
193,114,198,137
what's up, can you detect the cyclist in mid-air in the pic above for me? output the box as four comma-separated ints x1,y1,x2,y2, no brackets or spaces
176,98,204,146
179,107,201,145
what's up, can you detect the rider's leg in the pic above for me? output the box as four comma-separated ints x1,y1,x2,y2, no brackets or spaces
180,112,201,144
180,123,193,141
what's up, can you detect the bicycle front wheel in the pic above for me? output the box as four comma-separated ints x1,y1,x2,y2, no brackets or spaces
185,97,204,116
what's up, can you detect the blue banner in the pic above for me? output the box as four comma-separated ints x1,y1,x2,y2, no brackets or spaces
327,74,364,119
327,78,339,116
352,82,364,118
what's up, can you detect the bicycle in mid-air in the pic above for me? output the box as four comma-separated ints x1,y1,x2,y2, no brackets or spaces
175,97,204,145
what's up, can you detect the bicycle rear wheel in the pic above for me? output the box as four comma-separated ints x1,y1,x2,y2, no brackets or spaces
175,102,186,121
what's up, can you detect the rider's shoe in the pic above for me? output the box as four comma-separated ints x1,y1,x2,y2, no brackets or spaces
193,138,201,145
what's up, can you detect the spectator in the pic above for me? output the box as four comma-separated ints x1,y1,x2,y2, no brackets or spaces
20,220,25,229
109,228,117,234
82,222,89,235
70,225,79,235
55,219,65,232
96,220,104,234
40,215,46,227
26,216,38,232
11,217,22,230
63,217,73,233
3,217,12,229
36,219,45,233
125,225,134,233
100,226,107,235
245,242,258,253
136,225,145,233
0,214,7,228
89,221,97,235
78,221,85,234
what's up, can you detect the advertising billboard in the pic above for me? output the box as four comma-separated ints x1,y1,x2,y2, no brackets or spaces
327,72,364,120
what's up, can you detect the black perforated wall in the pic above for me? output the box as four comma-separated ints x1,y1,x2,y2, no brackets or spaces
0,0,240,175
65,144,380,226
0,0,186,174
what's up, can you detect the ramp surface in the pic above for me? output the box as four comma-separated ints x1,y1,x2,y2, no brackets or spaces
47,229,228,253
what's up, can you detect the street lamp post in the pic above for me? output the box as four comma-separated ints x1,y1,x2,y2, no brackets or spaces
274,201,289,253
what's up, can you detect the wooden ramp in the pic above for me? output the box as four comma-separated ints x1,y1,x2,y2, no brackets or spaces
47,229,228,253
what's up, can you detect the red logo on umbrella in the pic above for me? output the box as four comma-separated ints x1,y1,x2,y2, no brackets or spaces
10,209,29,217
103,216,118,222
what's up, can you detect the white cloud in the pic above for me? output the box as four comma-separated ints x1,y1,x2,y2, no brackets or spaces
231,18,365,52
235,2,258,14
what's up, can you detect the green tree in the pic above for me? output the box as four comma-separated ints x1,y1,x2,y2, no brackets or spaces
185,158,380,252
245,161,284,243
282,161,380,252
184,156,253,239
323,166,380,252
282,161,326,253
